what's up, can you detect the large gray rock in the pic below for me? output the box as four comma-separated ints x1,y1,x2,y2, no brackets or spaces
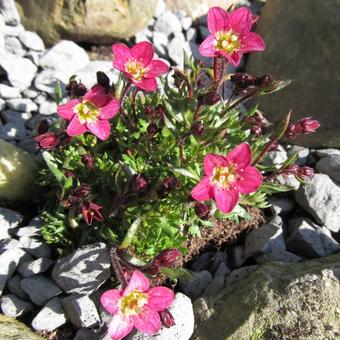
16,0,157,45
19,236,51,258
0,84,21,99
295,174,340,232
0,121,26,140
62,295,100,328
18,30,44,51
1,294,33,317
247,0,340,147
52,242,111,295
0,248,28,294
154,10,182,36
316,155,340,182
21,275,62,306
6,98,38,112
31,297,67,331
4,36,25,56
7,274,28,300
0,314,43,340
244,223,286,258
0,55,37,90
1,110,32,125
18,257,54,277
127,293,194,340
39,40,89,75
193,254,340,340
286,218,340,258
0,0,20,25
178,270,212,300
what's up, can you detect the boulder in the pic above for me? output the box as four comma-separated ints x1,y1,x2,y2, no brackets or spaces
15,0,157,45
0,314,43,340
247,0,340,147
193,253,340,339
0,139,38,201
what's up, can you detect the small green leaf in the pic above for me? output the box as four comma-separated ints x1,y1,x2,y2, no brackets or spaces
275,111,291,140
160,267,193,281
119,216,143,249
259,79,293,95
42,151,66,184
172,167,199,181
54,80,63,105
260,182,292,194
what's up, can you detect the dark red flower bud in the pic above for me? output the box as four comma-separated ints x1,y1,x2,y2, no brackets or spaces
59,132,72,146
197,92,220,107
285,117,320,139
66,79,87,98
158,177,177,197
34,132,59,150
255,111,270,127
131,174,149,193
153,249,180,269
230,73,257,89
191,121,204,136
159,308,176,328
82,154,95,169
69,184,91,203
194,202,211,219
298,166,314,178
255,74,273,87
147,123,158,138
81,201,103,226
251,125,262,137
64,170,75,178
268,140,279,151
36,119,50,135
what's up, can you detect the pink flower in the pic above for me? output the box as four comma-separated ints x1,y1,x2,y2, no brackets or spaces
57,85,120,141
101,271,174,340
199,7,265,66
112,41,169,92
191,143,262,213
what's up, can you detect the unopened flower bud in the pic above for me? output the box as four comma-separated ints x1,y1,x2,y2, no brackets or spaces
147,123,158,138
64,170,75,178
255,111,270,127
66,79,87,98
285,117,320,139
59,132,72,146
158,177,177,197
154,249,180,268
82,153,95,169
159,309,176,328
251,125,262,137
268,140,279,151
191,121,204,136
131,174,149,193
255,74,273,87
69,184,91,204
36,119,50,135
298,166,314,178
230,73,256,89
34,132,59,150
197,92,220,107
194,202,211,219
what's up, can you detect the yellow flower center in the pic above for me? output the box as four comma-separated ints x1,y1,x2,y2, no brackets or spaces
119,291,148,316
74,100,99,124
211,165,237,189
125,59,147,81
214,30,240,53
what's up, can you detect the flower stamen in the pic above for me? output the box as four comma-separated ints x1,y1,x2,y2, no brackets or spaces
211,165,237,189
119,291,148,316
74,100,99,123
125,59,147,81
214,30,240,53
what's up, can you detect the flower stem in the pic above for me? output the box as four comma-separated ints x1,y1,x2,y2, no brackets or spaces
110,245,128,288
253,136,277,165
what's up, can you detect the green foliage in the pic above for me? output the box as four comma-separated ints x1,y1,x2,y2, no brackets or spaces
37,55,297,260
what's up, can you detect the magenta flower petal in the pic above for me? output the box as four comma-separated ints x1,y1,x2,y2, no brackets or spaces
131,41,154,67
239,32,265,52
132,305,161,335
207,7,230,34
99,99,120,119
147,287,174,312
133,77,157,92
112,43,132,72
191,177,213,201
199,35,217,57
87,119,111,141
229,7,253,34
219,50,242,67
237,165,262,194
124,271,150,295
84,84,110,107
145,60,170,78
213,186,239,213
204,154,229,176
100,289,123,315
226,143,251,169
67,115,87,136
57,99,80,120
108,314,134,340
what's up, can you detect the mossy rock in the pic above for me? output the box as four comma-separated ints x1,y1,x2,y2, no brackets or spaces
0,139,38,202
0,314,43,339
193,254,340,339
15,0,157,45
